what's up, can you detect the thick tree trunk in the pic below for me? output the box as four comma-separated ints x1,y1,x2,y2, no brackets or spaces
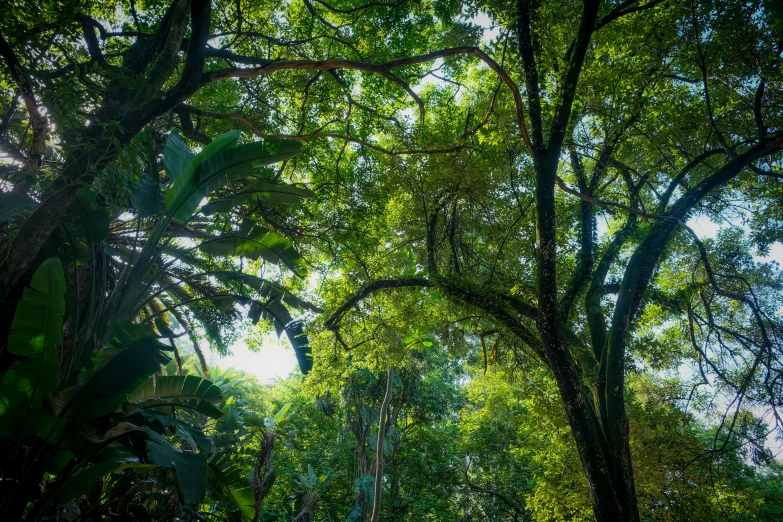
534,150,632,520
0,185,78,306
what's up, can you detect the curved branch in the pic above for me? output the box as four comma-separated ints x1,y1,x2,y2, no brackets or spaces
681,223,772,350
313,0,411,14
324,278,433,332
754,78,767,141
75,14,111,69
463,461,526,518
516,0,543,148
323,276,544,359
200,46,533,152
604,130,783,471
594,0,666,32
657,148,726,212
555,175,667,220
179,104,478,156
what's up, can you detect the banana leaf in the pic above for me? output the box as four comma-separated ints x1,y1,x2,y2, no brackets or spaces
0,258,65,436
144,428,208,507
165,131,302,222
199,226,308,277
209,452,256,521
201,180,315,215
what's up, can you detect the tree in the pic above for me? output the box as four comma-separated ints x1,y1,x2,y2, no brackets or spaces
227,333,783,521
316,1,783,519
3,1,783,520
0,0,512,309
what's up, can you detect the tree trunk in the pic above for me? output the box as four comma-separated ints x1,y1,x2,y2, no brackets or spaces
371,368,394,522
0,184,78,306
534,144,637,520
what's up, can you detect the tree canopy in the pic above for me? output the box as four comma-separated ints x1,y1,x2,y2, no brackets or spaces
1,0,783,520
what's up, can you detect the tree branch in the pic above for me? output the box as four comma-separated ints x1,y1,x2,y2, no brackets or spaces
324,278,433,334
75,14,111,69
604,132,783,491
0,34,48,175
594,0,666,31
178,103,496,156
516,0,543,148
555,175,667,220
657,148,725,213
547,0,601,158
200,46,533,152
313,0,411,14
754,77,767,141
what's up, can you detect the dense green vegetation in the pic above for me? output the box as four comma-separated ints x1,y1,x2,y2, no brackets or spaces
1,0,782,520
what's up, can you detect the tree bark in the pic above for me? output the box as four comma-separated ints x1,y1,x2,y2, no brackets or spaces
371,368,394,522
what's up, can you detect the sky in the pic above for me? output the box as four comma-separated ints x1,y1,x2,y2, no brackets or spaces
215,332,298,382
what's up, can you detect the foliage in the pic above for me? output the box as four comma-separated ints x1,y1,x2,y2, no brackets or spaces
2,0,783,520
0,124,314,518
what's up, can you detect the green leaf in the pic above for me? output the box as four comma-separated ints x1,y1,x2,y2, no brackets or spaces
129,375,223,403
47,322,171,421
285,321,312,374
0,258,65,436
247,295,293,336
199,226,308,277
127,375,226,420
201,181,315,215
131,176,164,217
163,131,195,181
0,192,37,223
209,452,256,521
128,408,212,452
196,140,303,196
145,428,208,507
52,455,154,505
164,130,241,221
272,403,291,424
245,297,314,373
164,133,302,222
209,271,319,311
66,188,110,244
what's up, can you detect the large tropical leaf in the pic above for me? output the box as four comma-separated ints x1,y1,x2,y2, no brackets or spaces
51,452,155,505
131,175,164,217
199,226,308,277
47,322,171,420
0,258,66,436
164,131,196,181
209,271,320,311
165,130,240,221
127,408,212,452
0,191,37,223
248,299,312,374
201,180,315,215
129,375,222,403
247,295,293,335
65,187,110,244
165,132,302,222
285,321,313,374
128,375,226,420
196,140,302,196
144,428,208,507
209,452,256,521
